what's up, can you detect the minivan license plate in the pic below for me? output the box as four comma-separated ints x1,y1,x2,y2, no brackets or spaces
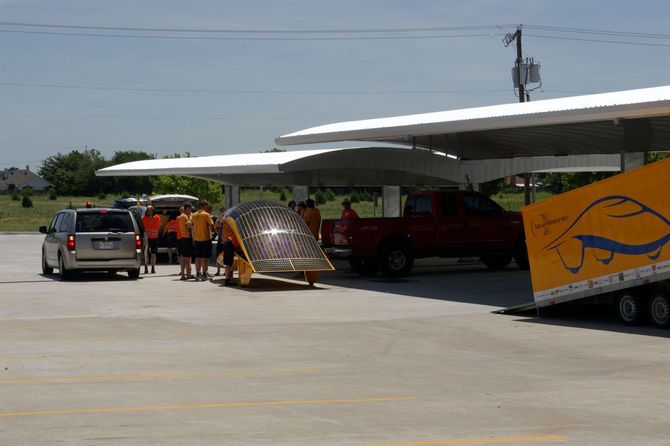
97,241,114,249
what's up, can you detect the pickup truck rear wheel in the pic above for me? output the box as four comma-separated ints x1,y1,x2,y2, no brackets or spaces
616,290,647,325
649,293,670,328
514,237,530,270
481,253,512,270
378,243,413,277
349,257,378,276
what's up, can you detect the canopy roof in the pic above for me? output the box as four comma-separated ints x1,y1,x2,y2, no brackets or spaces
97,147,462,186
96,147,620,186
275,85,670,159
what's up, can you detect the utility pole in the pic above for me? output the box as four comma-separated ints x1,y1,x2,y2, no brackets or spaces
504,25,537,205
514,27,525,103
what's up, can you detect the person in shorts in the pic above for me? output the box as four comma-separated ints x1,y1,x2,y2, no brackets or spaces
177,202,194,280
141,205,161,274
190,200,214,281
165,212,179,264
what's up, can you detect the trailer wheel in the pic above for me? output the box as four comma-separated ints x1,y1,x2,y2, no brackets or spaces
649,293,670,328
616,291,646,325
378,242,413,277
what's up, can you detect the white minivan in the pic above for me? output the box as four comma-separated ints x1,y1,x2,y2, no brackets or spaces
40,207,143,280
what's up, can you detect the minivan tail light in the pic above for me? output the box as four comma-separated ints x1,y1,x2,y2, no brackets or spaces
135,234,142,250
67,235,75,251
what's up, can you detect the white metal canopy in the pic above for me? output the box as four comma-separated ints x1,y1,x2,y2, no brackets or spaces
274,85,670,159
96,147,621,186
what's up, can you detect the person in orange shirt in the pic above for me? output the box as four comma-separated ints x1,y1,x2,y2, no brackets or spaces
165,212,179,264
141,205,161,274
302,198,321,240
177,202,194,280
190,200,214,281
340,198,360,219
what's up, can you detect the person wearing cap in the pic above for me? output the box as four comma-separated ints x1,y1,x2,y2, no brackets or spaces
340,198,360,219
302,198,321,240
141,205,161,274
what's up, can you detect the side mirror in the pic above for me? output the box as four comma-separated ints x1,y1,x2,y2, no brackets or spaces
39,226,48,234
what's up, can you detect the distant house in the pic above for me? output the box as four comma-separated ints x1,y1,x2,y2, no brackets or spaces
0,166,53,193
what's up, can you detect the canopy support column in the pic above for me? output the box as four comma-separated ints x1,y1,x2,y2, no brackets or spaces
224,185,240,208
382,185,402,217
620,151,647,172
292,185,309,203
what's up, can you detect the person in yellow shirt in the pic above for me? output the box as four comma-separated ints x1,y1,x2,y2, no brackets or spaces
190,200,214,281
177,202,194,280
302,198,321,240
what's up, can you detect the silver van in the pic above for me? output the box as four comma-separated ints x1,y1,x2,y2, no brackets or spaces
40,208,143,279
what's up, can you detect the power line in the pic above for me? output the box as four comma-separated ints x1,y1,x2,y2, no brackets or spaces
0,114,308,120
524,25,670,40
0,21,511,34
0,28,501,41
526,33,670,48
0,81,517,95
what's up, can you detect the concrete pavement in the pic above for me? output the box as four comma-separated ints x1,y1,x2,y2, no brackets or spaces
1,234,669,445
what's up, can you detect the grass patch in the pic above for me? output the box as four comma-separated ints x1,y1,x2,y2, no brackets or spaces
0,189,550,232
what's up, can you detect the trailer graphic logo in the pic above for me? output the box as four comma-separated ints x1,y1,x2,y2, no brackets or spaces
543,195,670,274
532,213,568,236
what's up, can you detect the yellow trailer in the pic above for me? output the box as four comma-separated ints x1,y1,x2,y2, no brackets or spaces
522,157,670,327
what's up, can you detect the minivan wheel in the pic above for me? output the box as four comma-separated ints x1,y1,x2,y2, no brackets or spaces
42,249,53,275
649,293,670,329
128,268,140,279
57,254,71,280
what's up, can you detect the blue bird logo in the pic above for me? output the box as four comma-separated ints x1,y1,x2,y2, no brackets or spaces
543,196,670,274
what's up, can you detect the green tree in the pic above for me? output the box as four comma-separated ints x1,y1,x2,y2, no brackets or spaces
21,194,33,208
152,153,223,204
107,150,156,194
39,148,108,195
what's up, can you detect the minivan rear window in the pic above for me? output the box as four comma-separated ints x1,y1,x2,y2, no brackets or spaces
76,212,134,233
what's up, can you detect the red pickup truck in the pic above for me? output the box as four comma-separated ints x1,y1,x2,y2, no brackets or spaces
321,191,528,277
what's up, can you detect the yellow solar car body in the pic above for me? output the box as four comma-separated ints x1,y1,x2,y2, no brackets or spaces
223,200,334,285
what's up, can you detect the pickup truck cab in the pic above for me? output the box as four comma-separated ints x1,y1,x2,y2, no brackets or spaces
321,190,528,277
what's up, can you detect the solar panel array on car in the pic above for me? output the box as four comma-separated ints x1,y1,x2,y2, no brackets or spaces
225,200,334,272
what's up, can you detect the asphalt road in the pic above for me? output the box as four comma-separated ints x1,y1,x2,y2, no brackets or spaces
1,234,669,445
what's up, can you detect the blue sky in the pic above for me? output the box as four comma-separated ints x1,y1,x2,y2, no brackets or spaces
1,0,669,171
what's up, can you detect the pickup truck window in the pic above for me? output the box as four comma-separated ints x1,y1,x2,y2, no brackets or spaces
441,194,458,217
463,195,503,217
404,195,433,216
